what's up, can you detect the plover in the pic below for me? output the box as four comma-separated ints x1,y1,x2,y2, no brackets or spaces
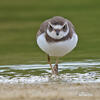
36,16,78,74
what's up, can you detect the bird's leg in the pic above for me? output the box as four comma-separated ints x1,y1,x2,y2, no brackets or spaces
48,55,54,73
53,57,59,75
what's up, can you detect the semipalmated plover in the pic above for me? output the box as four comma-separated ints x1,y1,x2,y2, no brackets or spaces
37,16,78,74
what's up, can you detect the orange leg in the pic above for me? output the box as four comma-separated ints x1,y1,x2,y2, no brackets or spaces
48,55,54,73
53,57,59,75
48,55,59,75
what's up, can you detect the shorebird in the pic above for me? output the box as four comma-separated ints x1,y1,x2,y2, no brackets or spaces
36,16,78,74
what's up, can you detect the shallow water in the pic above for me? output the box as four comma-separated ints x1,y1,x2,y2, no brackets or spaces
0,59,100,84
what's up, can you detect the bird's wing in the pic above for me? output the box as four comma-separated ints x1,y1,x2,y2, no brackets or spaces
66,19,75,31
36,19,51,38
65,19,76,39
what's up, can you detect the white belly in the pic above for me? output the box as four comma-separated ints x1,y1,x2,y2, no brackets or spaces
37,33,78,57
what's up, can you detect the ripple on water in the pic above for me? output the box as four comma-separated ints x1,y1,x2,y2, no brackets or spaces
0,59,100,84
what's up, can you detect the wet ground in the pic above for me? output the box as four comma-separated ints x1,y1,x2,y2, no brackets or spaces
0,83,100,100
0,59,100,84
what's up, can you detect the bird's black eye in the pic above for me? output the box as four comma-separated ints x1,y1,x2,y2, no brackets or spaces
49,25,53,32
62,25,67,32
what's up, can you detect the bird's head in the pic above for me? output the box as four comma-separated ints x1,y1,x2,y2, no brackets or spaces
47,16,69,39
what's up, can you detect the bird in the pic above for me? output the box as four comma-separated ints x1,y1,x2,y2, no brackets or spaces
36,16,78,75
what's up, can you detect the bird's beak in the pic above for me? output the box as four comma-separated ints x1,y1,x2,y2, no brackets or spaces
55,30,60,36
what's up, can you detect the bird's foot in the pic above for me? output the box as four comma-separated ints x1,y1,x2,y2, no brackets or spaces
52,64,58,75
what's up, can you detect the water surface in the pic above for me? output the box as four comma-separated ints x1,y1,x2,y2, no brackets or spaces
0,59,100,84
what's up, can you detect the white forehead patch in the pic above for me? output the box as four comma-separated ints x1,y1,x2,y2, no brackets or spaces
53,25,63,29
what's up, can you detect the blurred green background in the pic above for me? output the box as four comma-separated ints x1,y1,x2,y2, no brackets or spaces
0,0,100,65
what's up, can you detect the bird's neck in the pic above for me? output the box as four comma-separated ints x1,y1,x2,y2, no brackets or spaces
45,31,73,43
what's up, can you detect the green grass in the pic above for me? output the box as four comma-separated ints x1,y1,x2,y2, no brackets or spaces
0,0,100,65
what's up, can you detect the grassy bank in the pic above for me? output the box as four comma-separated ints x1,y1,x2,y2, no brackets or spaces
0,0,100,65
